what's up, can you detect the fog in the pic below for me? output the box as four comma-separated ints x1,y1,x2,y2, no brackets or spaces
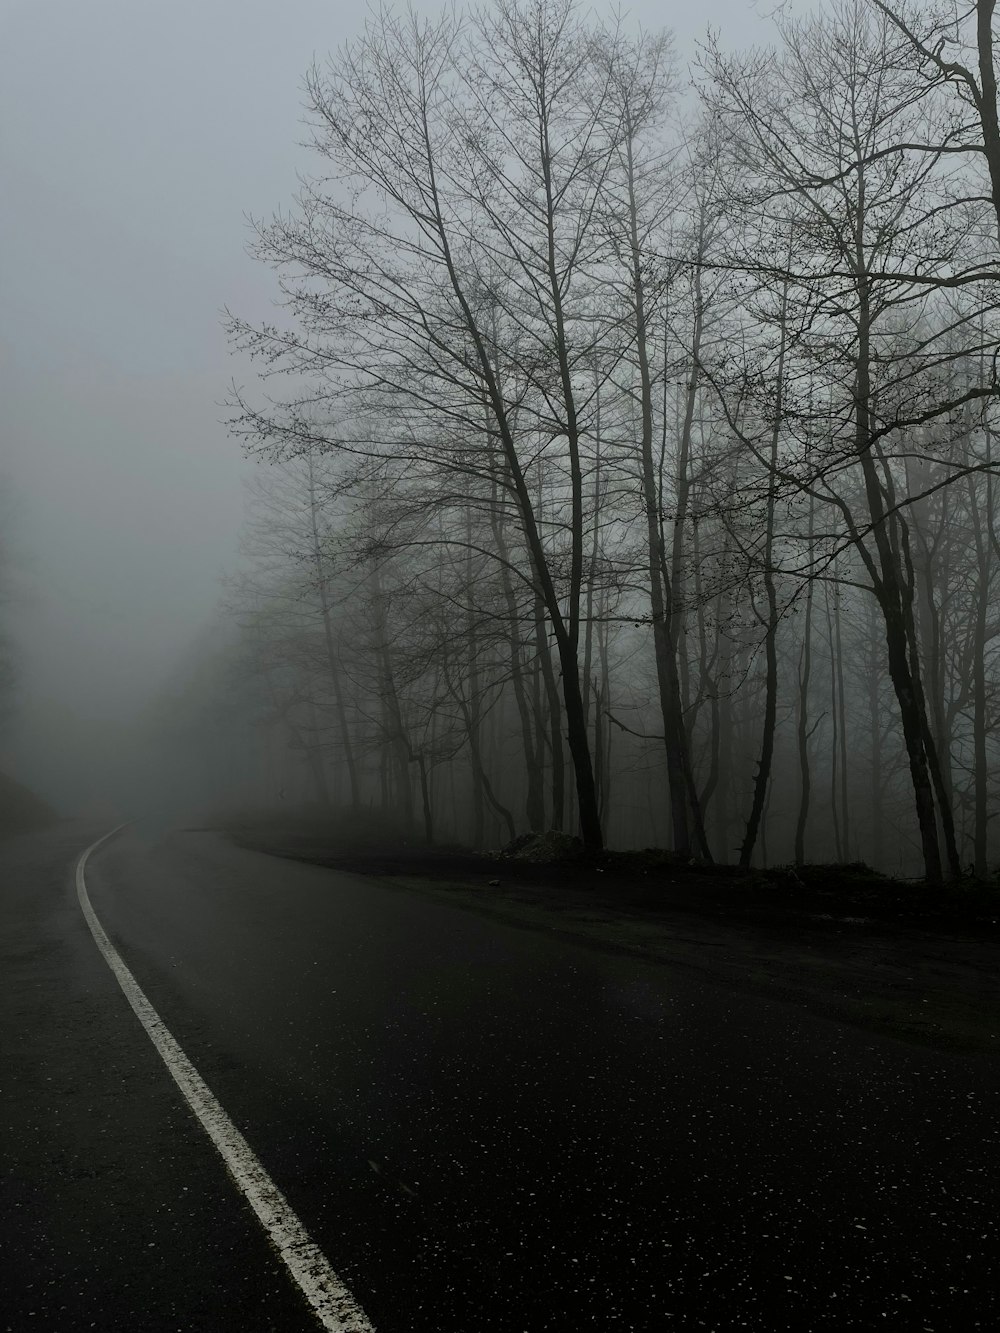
2,0,995,887
1,0,333,810
0,0,746,816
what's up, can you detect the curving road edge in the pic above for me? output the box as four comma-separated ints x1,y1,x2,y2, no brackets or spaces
75,826,375,1333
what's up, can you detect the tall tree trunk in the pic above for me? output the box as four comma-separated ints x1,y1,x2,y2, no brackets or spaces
428,124,603,850
895,513,962,878
464,509,485,847
597,591,614,827
489,469,545,831
468,735,517,844
972,550,989,880
825,582,844,862
370,561,413,831
851,241,943,882
716,620,735,860
306,456,361,813
833,578,850,858
305,703,333,810
968,428,993,877
535,600,566,833
582,375,601,731
866,598,885,870
794,500,815,867
623,118,710,859
739,264,788,872
415,751,433,845
537,88,603,852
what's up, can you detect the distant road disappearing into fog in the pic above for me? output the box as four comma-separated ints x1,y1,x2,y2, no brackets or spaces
3,823,998,1331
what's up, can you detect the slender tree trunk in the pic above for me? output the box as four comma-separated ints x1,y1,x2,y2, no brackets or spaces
533,462,565,836
598,597,614,826
306,456,361,813
489,470,544,831
464,509,485,847
426,116,603,850
739,264,788,872
760,774,772,869
378,718,390,814
895,514,962,878
624,120,710,859
851,237,943,881
833,580,850,858
794,501,815,867
594,589,618,826
592,675,605,827
825,582,844,862
688,512,713,754
739,574,779,870
968,440,992,877
582,374,601,730
305,703,333,809
669,284,700,708
415,752,433,845
370,562,413,830
881,601,943,881
537,90,603,853
716,621,735,859
468,739,516,844
866,599,885,870
914,492,953,807
535,601,565,832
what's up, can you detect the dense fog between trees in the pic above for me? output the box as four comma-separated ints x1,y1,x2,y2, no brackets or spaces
136,0,1000,882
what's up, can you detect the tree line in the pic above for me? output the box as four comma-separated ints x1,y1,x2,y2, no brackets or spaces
220,0,1000,883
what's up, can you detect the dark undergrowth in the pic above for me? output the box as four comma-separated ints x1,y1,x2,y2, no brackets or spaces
210,807,1000,933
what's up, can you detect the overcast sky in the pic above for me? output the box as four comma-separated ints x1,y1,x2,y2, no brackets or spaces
0,0,787,807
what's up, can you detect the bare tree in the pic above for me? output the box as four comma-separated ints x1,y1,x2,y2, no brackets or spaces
701,0,999,880
227,1,672,852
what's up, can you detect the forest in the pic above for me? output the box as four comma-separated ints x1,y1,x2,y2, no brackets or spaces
176,0,1000,884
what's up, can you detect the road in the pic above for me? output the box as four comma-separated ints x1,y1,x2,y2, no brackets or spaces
3,822,998,1331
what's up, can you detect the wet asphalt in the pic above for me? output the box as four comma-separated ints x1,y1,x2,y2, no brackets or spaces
3,821,999,1331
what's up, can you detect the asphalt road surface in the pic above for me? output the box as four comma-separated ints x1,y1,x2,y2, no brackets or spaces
3,822,998,1331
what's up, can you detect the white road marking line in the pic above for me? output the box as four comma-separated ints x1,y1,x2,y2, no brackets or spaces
75,826,375,1333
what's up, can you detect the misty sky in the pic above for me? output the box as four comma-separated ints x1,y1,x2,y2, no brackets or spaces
0,0,783,807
